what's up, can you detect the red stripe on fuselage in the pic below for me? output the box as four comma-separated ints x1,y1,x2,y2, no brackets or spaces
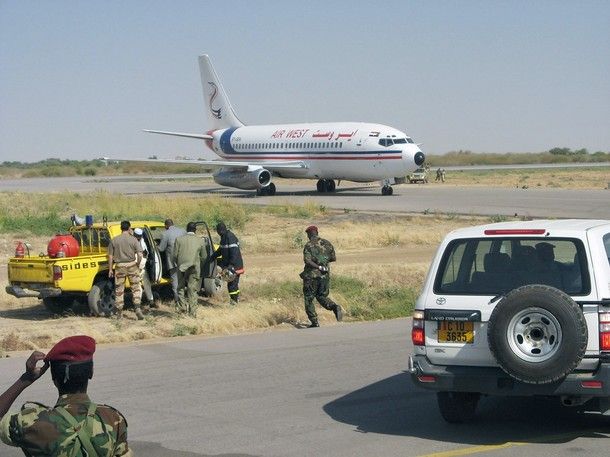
219,155,403,161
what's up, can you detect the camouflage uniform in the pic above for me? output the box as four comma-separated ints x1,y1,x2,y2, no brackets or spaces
0,393,131,456
302,235,340,325
108,232,142,314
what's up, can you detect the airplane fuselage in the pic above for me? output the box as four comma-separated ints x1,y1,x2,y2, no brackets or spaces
208,122,423,182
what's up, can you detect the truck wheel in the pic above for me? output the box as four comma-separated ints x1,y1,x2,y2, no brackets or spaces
42,297,71,314
437,392,480,423
88,280,115,317
488,284,587,384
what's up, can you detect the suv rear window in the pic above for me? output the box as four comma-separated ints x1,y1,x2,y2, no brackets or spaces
434,237,589,296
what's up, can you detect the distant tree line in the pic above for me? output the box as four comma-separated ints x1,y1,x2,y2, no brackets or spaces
0,157,211,178
431,148,609,167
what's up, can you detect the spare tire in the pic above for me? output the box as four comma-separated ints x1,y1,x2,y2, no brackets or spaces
487,284,587,384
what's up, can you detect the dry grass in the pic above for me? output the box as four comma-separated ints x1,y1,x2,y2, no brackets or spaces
0,195,498,354
439,168,609,190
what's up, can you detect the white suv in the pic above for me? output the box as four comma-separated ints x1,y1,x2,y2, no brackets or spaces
409,219,610,422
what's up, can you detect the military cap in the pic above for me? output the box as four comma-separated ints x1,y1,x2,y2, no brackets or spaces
44,335,96,363
134,227,143,236
305,225,318,233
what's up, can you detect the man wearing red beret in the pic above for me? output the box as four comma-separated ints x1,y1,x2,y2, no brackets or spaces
300,225,344,327
0,335,131,456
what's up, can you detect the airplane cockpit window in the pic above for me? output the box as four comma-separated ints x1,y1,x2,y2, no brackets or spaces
394,138,407,144
379,139,394,147
407,137,415,144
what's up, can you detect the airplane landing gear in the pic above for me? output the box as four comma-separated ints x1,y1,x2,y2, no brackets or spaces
256,182,276,196
381,185,394,196
316,179,336,193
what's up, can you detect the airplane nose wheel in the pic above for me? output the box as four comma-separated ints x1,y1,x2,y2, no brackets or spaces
381,185,394,196
316,179,336,193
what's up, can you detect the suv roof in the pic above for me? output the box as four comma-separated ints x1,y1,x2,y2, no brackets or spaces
446,219,610,239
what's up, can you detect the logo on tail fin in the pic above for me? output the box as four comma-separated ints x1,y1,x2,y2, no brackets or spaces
208,82,222,119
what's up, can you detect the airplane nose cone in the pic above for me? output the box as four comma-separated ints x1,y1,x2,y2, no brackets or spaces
414,151,425,166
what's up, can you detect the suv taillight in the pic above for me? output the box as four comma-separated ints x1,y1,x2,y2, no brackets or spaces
52,266,63,281
412,310,425,346
600,312,610,351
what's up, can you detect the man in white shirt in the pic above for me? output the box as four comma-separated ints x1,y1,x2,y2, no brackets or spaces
134,228,156,308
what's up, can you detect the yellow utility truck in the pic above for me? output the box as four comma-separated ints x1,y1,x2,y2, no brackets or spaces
6,220,219,316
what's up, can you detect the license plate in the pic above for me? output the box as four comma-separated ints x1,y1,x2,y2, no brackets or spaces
437,321,474,343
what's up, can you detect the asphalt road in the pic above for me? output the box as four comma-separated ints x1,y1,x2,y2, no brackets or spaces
2,319,609,457
1,174,609,218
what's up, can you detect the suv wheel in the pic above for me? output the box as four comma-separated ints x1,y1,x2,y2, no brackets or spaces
437,392,480,423
488,284,587,384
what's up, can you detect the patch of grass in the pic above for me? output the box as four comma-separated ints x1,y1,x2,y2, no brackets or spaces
261,201,327,219
489,214,508,223
379,232,401,246
291,231,306,249
1,332,24,351
332,276,417,319
0,192,251,234
0,212,66,235
252,275,417,321
171,323,198,336
110,319,123,331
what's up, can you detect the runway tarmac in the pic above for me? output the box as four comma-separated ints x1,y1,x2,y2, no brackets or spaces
1,174,608,219
2,319,609,457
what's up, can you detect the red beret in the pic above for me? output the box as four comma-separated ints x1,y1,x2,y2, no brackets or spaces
45,335,96,363
305,225,318,233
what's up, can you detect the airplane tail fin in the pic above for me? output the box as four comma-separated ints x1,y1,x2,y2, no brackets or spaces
199,55,244,130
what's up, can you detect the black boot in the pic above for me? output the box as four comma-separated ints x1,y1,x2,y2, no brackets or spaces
333,305,344,322
308,321,319,328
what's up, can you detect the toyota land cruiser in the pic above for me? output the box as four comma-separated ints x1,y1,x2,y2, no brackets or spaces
409,219,610,422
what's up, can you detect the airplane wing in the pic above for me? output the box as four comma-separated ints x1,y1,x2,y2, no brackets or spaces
135,129,308,171
143,129,213,140
105,156,308,171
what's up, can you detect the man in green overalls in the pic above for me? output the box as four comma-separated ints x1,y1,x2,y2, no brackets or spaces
173,221,209,316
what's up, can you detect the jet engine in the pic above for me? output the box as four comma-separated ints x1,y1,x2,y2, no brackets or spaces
213,167,272,190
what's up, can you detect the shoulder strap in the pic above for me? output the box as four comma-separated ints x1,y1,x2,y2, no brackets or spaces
55,402,102,457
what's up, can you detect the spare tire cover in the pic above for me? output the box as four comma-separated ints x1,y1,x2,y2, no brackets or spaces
487,284,587,384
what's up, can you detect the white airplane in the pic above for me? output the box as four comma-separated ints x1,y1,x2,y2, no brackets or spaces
143,55,426,196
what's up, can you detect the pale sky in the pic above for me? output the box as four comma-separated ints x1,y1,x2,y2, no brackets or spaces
1,0,609,162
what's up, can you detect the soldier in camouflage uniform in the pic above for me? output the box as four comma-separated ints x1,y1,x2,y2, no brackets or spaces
108,220,144,320
0,335,131,456
301,225,344,328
